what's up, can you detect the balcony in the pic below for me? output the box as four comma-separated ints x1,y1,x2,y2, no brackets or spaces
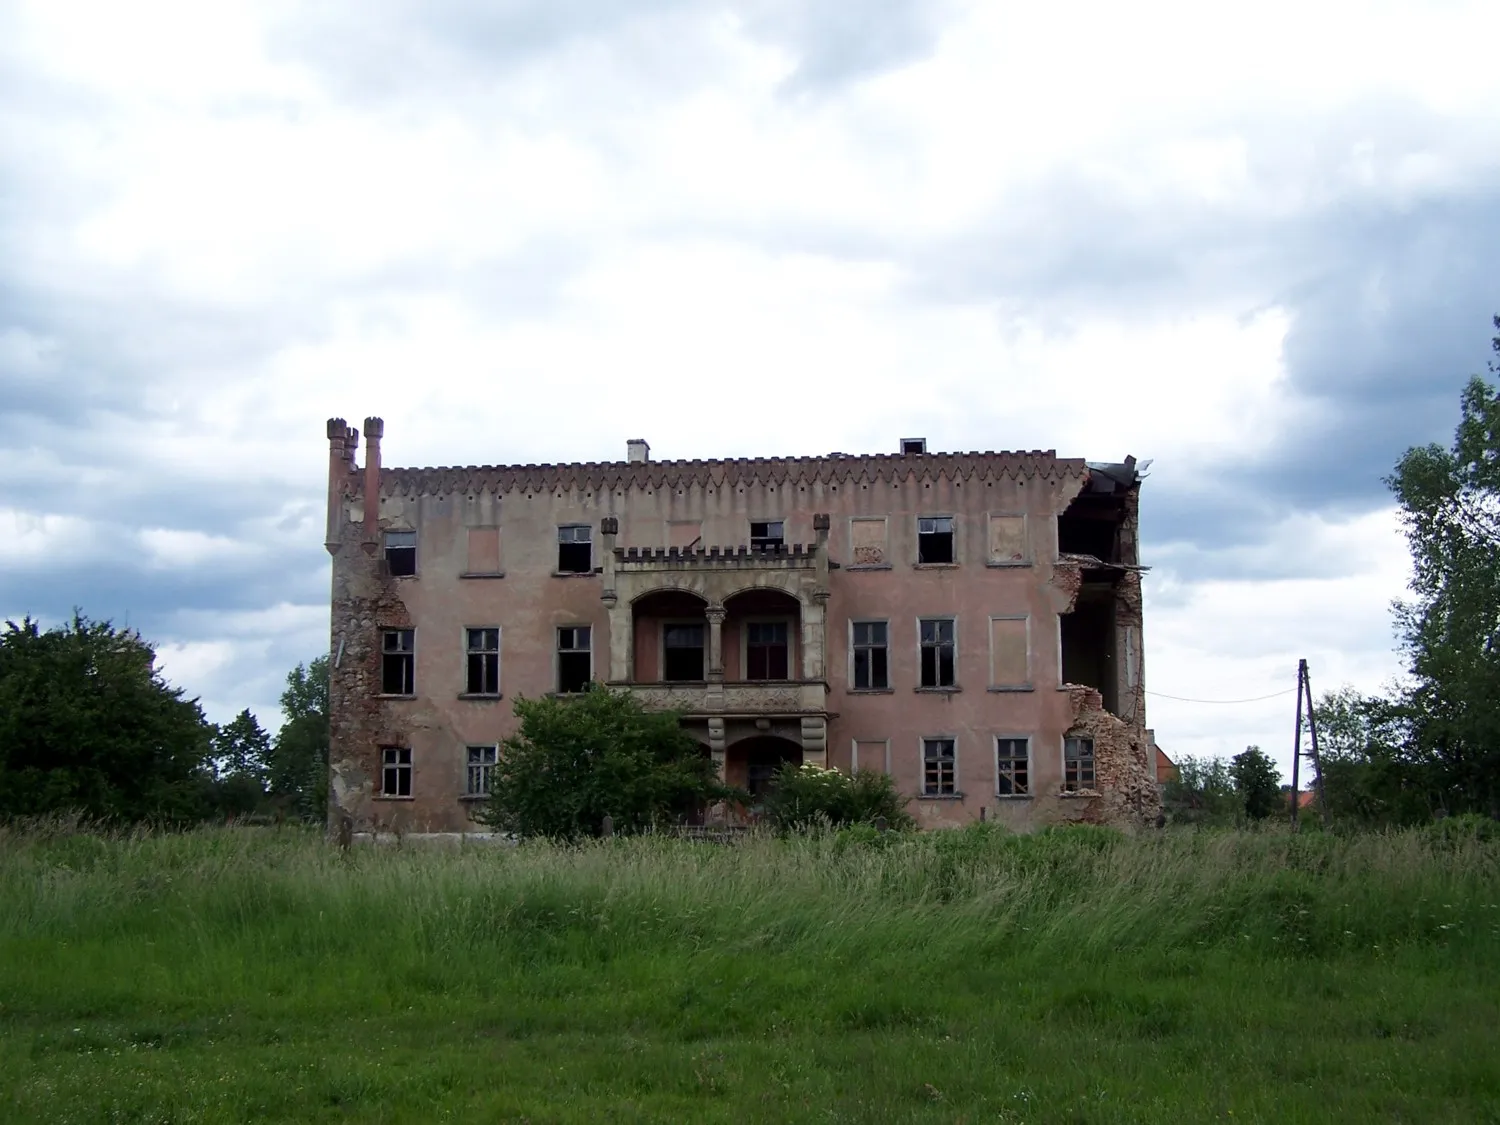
614,679,827,717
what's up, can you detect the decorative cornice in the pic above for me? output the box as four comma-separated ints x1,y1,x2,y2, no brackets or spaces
351,450,1085,499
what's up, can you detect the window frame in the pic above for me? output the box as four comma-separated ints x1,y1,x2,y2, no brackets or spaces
380,746,413,799
464,744,498,799
985,512,1031,568
848,618,891,691
847,515,891,570
920,735,959,798
379,628,416,696
851,738,891,773
749,519,786,553
987,614,1032,691
1063,736,1097,792
994,735,1031,798
555,625,593,694
916,515,957,566
741,616,794,682
556,524,594,575
463,626,501,697
383,529,417,577
916,616,958,690
659,619,708,682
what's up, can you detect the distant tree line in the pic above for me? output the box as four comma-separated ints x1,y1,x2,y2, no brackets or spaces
0,613,328,826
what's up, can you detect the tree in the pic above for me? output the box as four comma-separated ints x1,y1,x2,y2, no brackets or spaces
0,614,213,823
478,687,736,839
1162,754,1240,826
1386,321,1500,815
212,709,271,783
267,656,329,822
1230,746,1281,821
1310,686,1431,826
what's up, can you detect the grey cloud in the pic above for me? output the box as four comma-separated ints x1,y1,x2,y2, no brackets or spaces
736,0,957,91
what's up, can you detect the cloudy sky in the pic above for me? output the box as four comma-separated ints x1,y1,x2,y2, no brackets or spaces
4,0,1498,777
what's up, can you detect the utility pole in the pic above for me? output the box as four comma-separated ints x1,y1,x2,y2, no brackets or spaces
1290,659,1330,831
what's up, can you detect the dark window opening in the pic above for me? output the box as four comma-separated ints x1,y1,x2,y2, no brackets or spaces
557,525,593,573
918,517,955,564
743,740,801,800
750,520,784,552
381,629,415,694
466,627,500,695
919,618,956,688
996,737,1029,796
557,626,591,693
384,531,416,577
1060,578,1119,714
901,438,927,455
852,620,889,689
382,747,412,797
923,738,955,795
1057,504,1120,562
746,621,789,680
1064,737,1095,791
466,745,497,796
664,624,705,681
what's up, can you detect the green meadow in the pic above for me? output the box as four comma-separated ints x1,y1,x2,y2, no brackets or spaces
2,822,1497,1124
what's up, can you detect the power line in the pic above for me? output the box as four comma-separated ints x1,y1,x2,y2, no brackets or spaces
1144,687,1297,705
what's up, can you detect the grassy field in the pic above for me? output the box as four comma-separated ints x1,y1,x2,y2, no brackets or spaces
1,821,1497,1124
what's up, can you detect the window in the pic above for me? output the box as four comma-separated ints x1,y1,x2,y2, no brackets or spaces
919,618,956,688
750,520,784,552
557,525,592,573
996,737,1029,796
851,621,889,689
663,623,705,681
384,531,416,577
466,745,497,797
380,629,415,694
1064,736,1096,791
989,616,1030,688
918,517,955,564
465,527,501,575
901,438,927,455
557,626,591,693
746,622,789,680
466,628,500,695
381,747,412,797
852,739,889,773
922,738,956,796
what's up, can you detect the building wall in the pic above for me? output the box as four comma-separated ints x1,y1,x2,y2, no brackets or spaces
324,419,1160,834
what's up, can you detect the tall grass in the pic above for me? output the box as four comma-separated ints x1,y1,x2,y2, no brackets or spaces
2,822,1498,1123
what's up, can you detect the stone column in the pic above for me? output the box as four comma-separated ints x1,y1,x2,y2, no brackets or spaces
599,518,632,682
705,605,726,681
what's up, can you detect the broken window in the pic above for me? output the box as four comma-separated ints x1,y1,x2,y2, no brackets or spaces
1064,736,1096,791
466,745,497,797
384,531,416,577
557,525,593,573
996,737,1029,796
901,438,927,455
381,747,412,797
465,627,500,695
1060,577,1119,714
556,626,592,693
750,520,785,552
380,629,415,695
851,620,889,690
746,621,789,680
922,737,956,796
919,618,956,689
918,517,955,564
663,623,705,681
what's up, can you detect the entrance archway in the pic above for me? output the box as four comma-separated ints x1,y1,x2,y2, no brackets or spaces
726,735,804,800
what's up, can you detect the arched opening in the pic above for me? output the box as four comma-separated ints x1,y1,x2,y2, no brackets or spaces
726,735,803,800
632,589,708,683
723,588,801,682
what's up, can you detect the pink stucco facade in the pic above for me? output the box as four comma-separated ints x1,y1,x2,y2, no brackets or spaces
324,420,1161,833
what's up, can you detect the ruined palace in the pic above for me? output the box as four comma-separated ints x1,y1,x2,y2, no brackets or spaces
323,420,1161,833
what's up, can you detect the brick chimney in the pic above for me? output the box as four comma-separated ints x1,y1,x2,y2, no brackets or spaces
627,439,650,463
325,418,351,554
363,417,384,551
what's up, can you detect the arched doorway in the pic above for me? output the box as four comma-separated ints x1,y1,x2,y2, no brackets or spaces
727,735,804,801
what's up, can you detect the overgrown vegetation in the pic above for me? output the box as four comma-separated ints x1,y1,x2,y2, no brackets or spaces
478,687,738,839
762,761,916,832
0,823,1495,1122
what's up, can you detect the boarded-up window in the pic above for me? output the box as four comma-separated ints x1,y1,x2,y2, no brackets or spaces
466,527,501,574
990,616,1030,687
988,515,1027,565
668,520,702,549
850,518,887,566
853,739,889,773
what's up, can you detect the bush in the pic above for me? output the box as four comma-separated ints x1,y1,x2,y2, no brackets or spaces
1423,812,1499,848
762,763,914,833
